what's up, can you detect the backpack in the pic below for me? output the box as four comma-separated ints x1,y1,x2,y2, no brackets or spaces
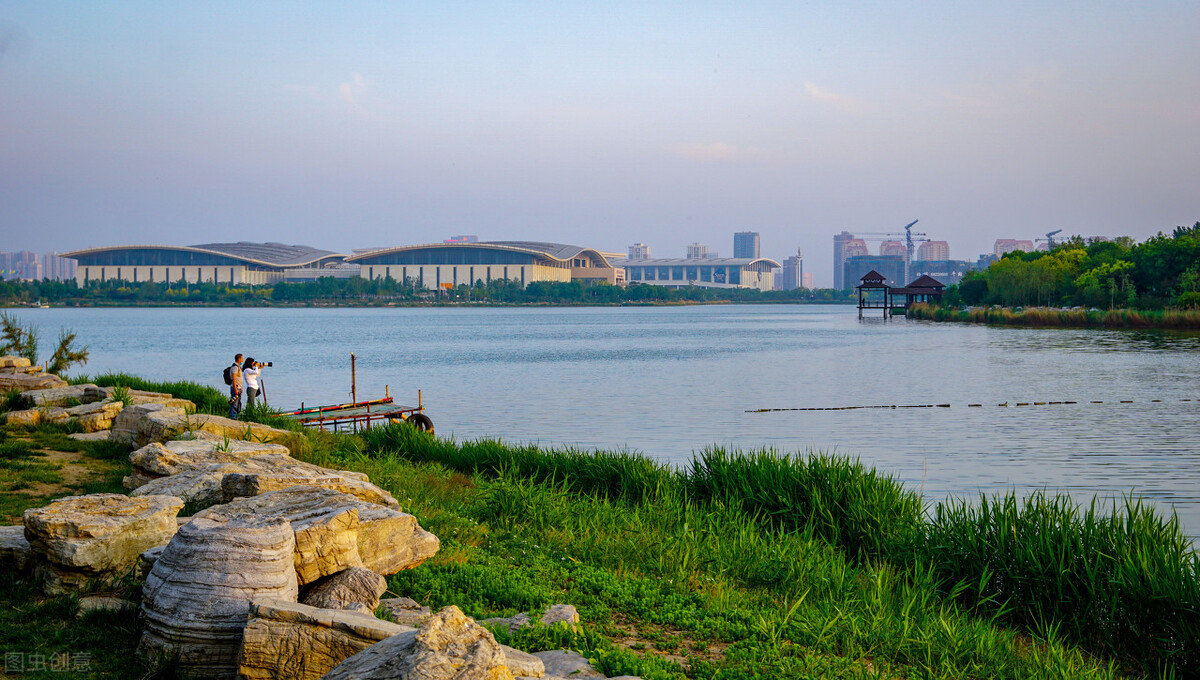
223,364,235,385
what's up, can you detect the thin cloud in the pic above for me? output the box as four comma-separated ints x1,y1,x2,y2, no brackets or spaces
338,73,367,107
669,142,764,161
804,81,861,114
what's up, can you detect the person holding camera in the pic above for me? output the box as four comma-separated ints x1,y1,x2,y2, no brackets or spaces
242,357,270,408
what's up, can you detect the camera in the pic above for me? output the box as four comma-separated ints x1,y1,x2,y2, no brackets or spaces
263,361,273,367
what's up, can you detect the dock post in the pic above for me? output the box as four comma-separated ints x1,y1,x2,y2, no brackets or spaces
351,353,357,404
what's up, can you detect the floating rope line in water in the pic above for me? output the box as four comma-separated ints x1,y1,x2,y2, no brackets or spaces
746,398,1197,413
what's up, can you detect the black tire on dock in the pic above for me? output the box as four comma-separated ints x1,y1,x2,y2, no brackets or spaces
407,413,434,435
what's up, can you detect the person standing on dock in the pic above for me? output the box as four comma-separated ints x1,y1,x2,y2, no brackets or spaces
226,353,244,419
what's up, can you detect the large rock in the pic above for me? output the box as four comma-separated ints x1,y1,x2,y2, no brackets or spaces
20,383,98,407
23,493,184,595
0,525,32,575
4,406,67,427
86,385,195,410
0,371,67,392
132,462,267,507
237,599,413,680
110,403,292,448
483,605,580,634
301,567,387,612
196,487,364,586
355,503,439,576
531,650,605,679
321,605,528,680
197,486,436,583
65,399,125,432
124,439,292,489
138,514,298,679
379,597,432,627
221,461,397,507
0,355,32,369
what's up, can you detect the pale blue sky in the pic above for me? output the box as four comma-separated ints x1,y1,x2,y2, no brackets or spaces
1,2,1198,284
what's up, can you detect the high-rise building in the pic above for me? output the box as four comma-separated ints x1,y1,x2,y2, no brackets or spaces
880,240,906,257
686,242,709,259
833,231,854,290
628,243,651,260
994,239,1034,257
733,231,760,259
780,247,803,290
802,272,814,289
41,253,77,281
844,255,905,289
0,251,41,281
917,241,950,261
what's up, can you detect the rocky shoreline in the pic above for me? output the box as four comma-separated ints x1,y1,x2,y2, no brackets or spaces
0,355,632,680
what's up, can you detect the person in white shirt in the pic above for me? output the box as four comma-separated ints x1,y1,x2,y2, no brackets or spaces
242,357,265,408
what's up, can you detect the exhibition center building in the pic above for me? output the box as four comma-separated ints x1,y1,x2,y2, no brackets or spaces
60,243,352,286
347,241,624,288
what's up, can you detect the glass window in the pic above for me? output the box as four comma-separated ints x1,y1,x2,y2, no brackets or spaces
644,268,655,280
686,266,698,280
729,267,741,284
700,267,712,282
672,266,683,280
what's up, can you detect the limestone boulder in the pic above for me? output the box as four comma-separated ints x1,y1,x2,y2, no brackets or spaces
0,355,32,369
483,605,580,635
20,383,98,407
65,399,125,432
4,406,67,427
379,597,432,627
110,403,292,448
196,487,364,586
531,650,605,679
132,462,265,507
0,525,32,575
23,493,184,595
237,598,413,680
138,545,166,580
123,439,291,489
220,461,397,507
76,595,138,619
0,371,67,392
86,385,195,411
301,567,387,612
321,605,527,680
69,430,113,442
355,502,440,576
138,514,298,679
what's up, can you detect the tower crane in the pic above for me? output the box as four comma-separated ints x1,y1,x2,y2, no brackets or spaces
856,220,927,282
1034,229,1063,249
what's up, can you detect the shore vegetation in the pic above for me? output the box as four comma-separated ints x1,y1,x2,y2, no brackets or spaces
2,376,1196,678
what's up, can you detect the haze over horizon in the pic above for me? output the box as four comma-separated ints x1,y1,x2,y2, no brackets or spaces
1,2,1198,286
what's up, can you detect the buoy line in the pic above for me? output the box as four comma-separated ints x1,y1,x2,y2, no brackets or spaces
746,398,1197,413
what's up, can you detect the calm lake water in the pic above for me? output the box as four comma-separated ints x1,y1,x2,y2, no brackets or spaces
10,304,1200,535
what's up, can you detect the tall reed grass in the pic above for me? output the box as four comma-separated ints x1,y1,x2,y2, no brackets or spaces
363,421,1200,675
72,372,229,414
908,302,1200,329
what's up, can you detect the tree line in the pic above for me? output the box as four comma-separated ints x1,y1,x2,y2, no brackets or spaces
945,222,1200,309
0,276,855,306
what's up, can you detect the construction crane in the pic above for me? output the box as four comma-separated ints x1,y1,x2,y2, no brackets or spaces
857,220,927,283
1034,229,1063,249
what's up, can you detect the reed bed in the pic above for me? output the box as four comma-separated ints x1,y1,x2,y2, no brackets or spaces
364,421,1200,675
908,303,1200,329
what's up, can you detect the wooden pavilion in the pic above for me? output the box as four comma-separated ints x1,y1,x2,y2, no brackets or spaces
856,270,892,317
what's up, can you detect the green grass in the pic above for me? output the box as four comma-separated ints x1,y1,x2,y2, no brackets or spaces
71,372,227,414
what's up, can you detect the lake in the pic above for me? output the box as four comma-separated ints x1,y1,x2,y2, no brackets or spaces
9,304,1200,536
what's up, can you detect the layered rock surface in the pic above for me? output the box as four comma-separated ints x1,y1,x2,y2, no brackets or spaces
195,486,436,584
237,599,412,680
0,370,67,392
138,514,298,679
110,403,292,448
321,605,535,680
301,567,387,612
123,439,292,489
0,525,32,575
23,493,184,595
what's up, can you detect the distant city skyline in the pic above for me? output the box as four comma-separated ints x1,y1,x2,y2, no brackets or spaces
2,4,1198,287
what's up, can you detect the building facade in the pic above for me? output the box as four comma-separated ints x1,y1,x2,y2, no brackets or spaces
880,241,906,258
627,243,651,260
733,232,760,259
61,242,349,286
686,243,710,259
994,239,1035,257
348,241,622,288
779,247,803,290
0,251,41,280
844,255,905,289
618,257,780,291
917,240,950,261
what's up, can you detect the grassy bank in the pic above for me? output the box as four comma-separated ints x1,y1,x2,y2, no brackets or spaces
907,302,1200,330
3,377,1196,678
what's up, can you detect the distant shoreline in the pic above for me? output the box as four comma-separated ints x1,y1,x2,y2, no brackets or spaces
907,302,1200,330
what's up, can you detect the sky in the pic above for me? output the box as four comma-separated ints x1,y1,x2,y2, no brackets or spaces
1,2,1198,286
